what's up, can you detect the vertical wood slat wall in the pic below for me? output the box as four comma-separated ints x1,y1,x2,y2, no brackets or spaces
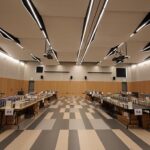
0,77,150,97
128,81,150,93
0,77,23,97
34,81,122,96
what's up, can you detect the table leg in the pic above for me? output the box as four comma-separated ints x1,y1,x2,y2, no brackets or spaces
0,111,4,129
127,110,131,129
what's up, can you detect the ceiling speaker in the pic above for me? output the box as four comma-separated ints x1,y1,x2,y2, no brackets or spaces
113,76,116,80
85,76,87,80
41,75,44,79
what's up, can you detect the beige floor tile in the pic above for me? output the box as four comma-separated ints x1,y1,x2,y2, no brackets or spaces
63,113,70,119
5,130,41,150
130,129,150,146
74,105,82,109
75,112,82,119
60,108,65,113
112,129,142,150
66,105,70,108
89,105,95,109
86,112,94,119
88,108,95,113
78,130,105,150
55,130,69,150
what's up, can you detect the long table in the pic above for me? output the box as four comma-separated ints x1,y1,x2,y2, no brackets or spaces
86,92,150,129
102,97,150,129
0,93,56,129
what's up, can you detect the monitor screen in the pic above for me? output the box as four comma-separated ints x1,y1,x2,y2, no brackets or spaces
36,66,43,73
116,68,126,77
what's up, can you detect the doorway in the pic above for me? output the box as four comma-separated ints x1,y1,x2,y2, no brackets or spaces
28,80,35,93
122,82,127,92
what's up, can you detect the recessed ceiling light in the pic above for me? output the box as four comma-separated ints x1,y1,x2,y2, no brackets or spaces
79,0,109,64
76,0,94,63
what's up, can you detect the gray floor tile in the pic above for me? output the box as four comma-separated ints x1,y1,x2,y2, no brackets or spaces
31,130,59,150
96,130,129,150
70,113,75,119
79,110,93,129
53,119,69,130
0,130,23,149
68,130,80,150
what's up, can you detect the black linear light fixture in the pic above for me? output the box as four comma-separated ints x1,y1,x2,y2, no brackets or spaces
141,42,150,52
0,47,8,55
76,0,94,64
0,27,23,49
97,60,102,65
104,42,125,60
79,0,109,65
104,46,118,60
21,0,59,63
30,53,41,62
144,56,150,61
130,12,150,38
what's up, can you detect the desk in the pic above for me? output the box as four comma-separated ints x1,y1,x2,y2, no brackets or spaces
101,97,150,129
86,92,150,129
0,94,55,129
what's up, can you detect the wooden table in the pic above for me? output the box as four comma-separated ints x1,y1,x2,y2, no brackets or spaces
101,97,150,129
0,95,54,129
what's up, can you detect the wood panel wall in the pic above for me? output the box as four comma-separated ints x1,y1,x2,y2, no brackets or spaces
128,81,150,94
1,77,149,97
21,80,28,94
0,77,24,97
34,81,122,96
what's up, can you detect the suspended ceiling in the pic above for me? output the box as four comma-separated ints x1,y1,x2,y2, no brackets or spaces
0,0,149,66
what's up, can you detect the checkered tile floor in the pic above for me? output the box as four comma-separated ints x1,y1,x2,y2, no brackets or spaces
0,96,150,150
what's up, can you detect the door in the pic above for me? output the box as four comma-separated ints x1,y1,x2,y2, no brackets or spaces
28,80,35,93
122,82,127,92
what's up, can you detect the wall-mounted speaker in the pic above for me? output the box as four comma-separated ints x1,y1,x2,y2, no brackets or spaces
113,76,116,80
41,75,44,79
70,76,73,80
85,76,87,80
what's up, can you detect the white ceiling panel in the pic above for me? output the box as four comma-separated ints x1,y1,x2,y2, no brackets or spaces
0,0,149,66
107,0,150,12
33,0,89,17
92,12,147,47
0,0,42,38
129,26,150,42
44,17,83,52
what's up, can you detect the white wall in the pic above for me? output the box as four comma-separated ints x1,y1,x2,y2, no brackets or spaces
0,52,25,80
129,60,150,81
0,51,132,82
24,62,128,82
